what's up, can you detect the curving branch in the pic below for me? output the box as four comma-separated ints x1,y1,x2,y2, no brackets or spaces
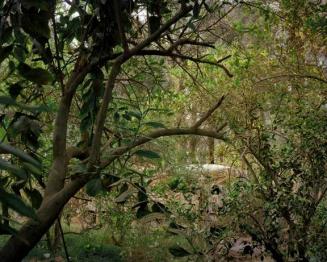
100,124,227,169
44,62,91,198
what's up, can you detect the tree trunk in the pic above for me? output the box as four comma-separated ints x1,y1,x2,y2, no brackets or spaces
0,178,86,261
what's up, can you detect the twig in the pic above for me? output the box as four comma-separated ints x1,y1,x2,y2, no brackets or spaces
192,95,226,128
136,50,233,77
256,74,327,85
57,218,70,262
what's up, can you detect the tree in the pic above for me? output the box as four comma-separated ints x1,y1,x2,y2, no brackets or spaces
0,0,232,260
195,1,327,260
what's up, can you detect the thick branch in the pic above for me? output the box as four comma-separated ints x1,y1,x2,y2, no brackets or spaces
101,125,227,169
89,62,122,166
44,63,91,198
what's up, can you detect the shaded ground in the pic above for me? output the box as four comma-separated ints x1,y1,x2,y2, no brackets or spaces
0,234,122,262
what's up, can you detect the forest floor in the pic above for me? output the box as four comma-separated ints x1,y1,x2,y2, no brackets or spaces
0,233,123,262
0,231,273,261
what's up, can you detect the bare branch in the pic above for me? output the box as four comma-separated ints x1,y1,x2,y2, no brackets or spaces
168,39,215,51
136,50,233,77
192,95,226,128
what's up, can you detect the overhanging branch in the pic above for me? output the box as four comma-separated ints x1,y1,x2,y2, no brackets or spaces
100,124,227,169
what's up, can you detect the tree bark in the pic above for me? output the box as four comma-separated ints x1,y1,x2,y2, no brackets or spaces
0,178,86,261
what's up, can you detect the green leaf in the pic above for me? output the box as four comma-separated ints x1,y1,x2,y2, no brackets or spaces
127,111,142,120
22,0,50,11
0,158,27,179
0,142,41,167
86,178,104,197
8,83,24,99
122,112,132,121
204,2,213,12
0,45,13,65
192,1,200,18
22,162,43,176
17,63,53,85
21,104,53,113
21,11,50,39
0,188,37,220
102,174,120,189
0,223,17,235
0,26,13,45
0,96,16,106
13,46,27,63
149,16,161,34
136,205,150,219
151,202,168,213
168,245,191,257
0,96,52,113
115,188,134,204
0,176,9,187
187,20,196,32
134,149,161,159
144,121,166,129
137,185,148,203
24,188,43,209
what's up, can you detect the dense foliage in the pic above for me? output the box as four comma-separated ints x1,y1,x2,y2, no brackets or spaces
0,0,326,261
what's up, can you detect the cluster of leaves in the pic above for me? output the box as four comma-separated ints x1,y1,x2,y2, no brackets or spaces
0,0,57,233
220,95,327,261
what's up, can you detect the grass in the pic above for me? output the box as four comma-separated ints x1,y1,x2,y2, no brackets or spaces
0,224,187,261
0,230,123,262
